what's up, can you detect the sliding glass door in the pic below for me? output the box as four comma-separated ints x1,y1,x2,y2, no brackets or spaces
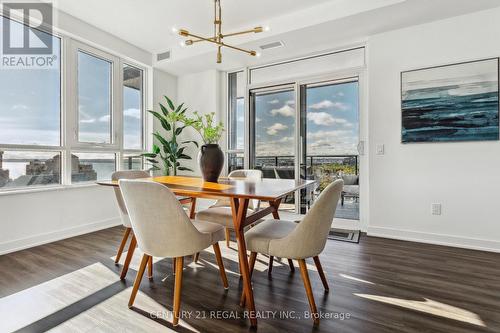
300,79,360,219
250,85,297,210
247,78,360,218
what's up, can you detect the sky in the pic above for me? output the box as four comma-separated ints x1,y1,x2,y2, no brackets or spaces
250,81,359,157
0,15,142,150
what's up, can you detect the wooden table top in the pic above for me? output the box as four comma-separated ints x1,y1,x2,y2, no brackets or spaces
97,175,316,201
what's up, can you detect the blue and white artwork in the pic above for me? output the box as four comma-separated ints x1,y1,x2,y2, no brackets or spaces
401,58,499,143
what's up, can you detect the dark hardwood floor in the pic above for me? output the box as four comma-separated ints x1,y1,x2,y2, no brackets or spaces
1,226,499,333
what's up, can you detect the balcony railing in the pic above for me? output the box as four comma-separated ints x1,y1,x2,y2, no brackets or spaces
228,154,359,177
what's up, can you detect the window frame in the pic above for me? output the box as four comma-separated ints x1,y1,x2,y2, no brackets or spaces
0,14,149,192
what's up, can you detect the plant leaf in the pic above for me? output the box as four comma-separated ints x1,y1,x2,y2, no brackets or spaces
175,126,185,136
159,103,169,116
164,96,175,111
175,102,185,113
142,153,157,158
153,144,161,154
177,166,193,172
182,140,199,148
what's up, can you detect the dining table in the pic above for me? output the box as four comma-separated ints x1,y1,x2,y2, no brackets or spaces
97,175,316,327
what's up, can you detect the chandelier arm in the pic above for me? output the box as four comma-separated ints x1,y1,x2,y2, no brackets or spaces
189,37,217,44
182,32,222,46
222,28,261,38
220,42,256,56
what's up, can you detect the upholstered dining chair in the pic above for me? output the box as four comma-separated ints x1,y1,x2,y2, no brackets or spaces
119,179,229,327
196,169,263,248
242,179,343,325
111,170,154,279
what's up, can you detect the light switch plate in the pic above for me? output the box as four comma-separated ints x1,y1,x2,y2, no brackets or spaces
431,203,442,215
376,144,385,155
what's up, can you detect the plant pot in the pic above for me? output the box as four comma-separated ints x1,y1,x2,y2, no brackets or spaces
198,144,224,182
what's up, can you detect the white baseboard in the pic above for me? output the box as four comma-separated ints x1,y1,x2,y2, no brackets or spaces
368,226,500,253
332,218,367,232
0,217,122,256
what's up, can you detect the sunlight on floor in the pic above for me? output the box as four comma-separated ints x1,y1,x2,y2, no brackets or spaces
339,273,375,285
47,288,201,333
354,294,486,327
0,263,119,332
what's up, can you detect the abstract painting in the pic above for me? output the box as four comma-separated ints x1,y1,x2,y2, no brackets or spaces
401,58,499,143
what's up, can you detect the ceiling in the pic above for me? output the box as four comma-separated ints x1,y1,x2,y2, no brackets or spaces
51,0,500,75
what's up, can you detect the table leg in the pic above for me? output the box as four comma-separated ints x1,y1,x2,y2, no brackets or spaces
231,197,257,327
269,198,282,219
190,198,200,263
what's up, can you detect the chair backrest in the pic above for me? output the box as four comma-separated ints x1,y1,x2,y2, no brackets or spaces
270,179,343,259
111,170,150,228
342,174,359,185
228,169,262,180
212,169,263,209
119,179,211,258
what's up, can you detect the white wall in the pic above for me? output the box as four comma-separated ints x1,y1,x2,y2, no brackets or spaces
367,8,500,252
176,70,223,176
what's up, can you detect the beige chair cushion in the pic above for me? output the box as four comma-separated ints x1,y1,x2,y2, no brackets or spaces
195,206,255,229
244,180,343,259
112,170,150,228
244,219,297,255
192,220,225,243
119,179,222,258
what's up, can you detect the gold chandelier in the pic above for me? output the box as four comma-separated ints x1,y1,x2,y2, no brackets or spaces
175,0,267,63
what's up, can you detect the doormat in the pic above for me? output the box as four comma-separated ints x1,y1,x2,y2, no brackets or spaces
328,228,360,243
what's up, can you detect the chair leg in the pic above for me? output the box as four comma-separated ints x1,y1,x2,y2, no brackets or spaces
120,234,137,280
193,252,200,263
115,227,131,264
298,259,319,325
173,256,184,326
288,259,295,273
213,243,229,289
225,228,231,247
313,256,329,291
268,255,274,276
128,254,149,308
172,258,176,275
240,252,257,307
147,256,153,279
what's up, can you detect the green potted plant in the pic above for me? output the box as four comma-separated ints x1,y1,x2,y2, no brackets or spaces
184,112,225,182
142,96,198,176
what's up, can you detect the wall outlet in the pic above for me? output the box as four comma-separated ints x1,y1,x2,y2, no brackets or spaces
431,203,442,215
376,144,385,155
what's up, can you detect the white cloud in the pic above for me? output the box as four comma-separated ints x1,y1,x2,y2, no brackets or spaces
337,92,345,97
278,136,294,143
309,100,349,111
307,112,335,125
80,118,96,124
99,115,111,122
267,123,288,135
270,105,294,117
285,100,295,105
268,99,280,105
11,104,28,111
307,112,353,127
124,108,141,119
256,117,262,123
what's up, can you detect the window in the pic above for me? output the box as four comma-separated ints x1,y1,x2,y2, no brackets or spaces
0,17,61,146
71,152,116,182
123,65,144,150
0,151,61,189
0,14,148,192
227,71,245,171
77,51,113,144
121,154,143,170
